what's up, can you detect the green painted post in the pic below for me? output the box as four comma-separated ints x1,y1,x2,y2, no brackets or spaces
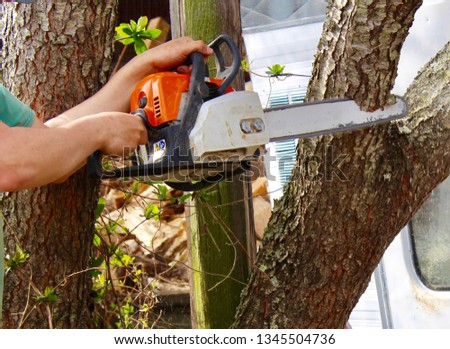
170,0,256,328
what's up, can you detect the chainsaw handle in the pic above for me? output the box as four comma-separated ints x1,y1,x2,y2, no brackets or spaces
87,150,104,179
87,112,155,180
208,34,241,95
188,51,209,99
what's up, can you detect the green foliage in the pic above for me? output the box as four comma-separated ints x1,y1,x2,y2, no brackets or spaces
115,298,135,329
144,203,159,220
93,233,102,248
36,286,58,304
195,188,212,202
241,60,250,72
266,63,286,76
178,193,193,204
95,197,106,220
89,255,104,278
115,16,162,54
110,249,134,268
4,244,29,272
155,184,169,201
92,181,169,328
92,274,110,302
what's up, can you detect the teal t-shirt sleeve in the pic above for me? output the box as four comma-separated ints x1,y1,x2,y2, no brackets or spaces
0,84,35,127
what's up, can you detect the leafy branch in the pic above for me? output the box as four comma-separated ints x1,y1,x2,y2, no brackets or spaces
241,60,310,80
112,16,162,75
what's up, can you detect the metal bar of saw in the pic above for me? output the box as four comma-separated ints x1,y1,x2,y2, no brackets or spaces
264,97,408,142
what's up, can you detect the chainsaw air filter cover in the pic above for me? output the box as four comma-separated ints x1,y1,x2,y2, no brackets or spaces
130,72,233,128
130,72,190,128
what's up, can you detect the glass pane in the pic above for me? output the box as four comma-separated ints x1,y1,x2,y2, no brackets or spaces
410,176,450,289
241,0,328,31
267,90,306,188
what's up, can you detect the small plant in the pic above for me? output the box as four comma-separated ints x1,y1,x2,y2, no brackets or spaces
144,203,159,220
36,286,58,304
112,16,162,75
4,244,29,272
266,63,287,76
115,298,135,329
115,16,162,54
241,59,309,80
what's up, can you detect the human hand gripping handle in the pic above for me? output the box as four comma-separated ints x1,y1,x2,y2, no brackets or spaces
87,113,149,179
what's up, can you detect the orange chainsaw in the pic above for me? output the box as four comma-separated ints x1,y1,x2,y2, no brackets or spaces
88,34,407,191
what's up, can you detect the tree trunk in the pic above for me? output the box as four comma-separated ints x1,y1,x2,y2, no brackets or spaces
170,0,256,329
231,0,446,328
1,0,118,328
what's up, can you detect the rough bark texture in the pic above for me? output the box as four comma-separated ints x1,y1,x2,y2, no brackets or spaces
1,0,118,328
231,0,445,328
171,0,256,329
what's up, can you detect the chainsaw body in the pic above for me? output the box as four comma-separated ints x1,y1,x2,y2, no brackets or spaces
130,72,233,129
89,34,248,191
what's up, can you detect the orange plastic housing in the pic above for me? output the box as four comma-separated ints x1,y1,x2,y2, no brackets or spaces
130,72,190,128
130,72,234,128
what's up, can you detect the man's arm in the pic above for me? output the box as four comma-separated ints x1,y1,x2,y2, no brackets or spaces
0,112,147,191
46,37,213,127
0,37,211,191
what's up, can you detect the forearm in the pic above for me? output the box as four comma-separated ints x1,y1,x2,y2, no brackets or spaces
47,37,212,127
46,54,158,127
0,110,147,191
0,121,102,191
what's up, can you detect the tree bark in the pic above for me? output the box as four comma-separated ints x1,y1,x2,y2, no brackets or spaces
170,0,256,329
231,0,444,328
1,0,118,328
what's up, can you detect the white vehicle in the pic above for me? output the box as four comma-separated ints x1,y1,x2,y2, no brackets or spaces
241,0,450,328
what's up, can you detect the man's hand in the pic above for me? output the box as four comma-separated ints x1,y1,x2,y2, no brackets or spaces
85,112,149,155
147,36,214,72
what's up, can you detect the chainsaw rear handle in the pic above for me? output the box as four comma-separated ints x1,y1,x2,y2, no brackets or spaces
87,111,154,180
208,34,241,95
87,150,103,179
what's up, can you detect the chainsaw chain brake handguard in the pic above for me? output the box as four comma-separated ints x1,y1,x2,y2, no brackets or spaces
87,34,243,191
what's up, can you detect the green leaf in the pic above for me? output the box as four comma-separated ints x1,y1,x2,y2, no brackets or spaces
137,16,148,31
266,64,286,76
91,255,105,268
110,249,134,267
89,256,104,277
115,23,133,39
132,181,140,193
156,185,168,201
241,60,250,72
139,29,162,40
109,242,119,255
119,37,134,45
93,234,101,248
144,204,159,220
95,197,106,219
133,37,147,54
179,193,192,204
36,286,58,304
122,26,133,36
114,35,134,45
196,188,211,202
130,20,137,31
4,244,29,271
